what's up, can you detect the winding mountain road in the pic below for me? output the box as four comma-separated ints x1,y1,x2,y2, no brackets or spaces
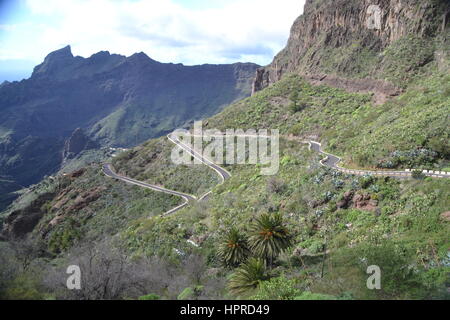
104,135,449,216
103,133,232,216
167,133,231,183
308,141,450,179
103,163,196,215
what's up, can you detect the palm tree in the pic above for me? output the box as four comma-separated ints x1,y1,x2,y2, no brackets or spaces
249,213,292,266
217,228,250,267
227,258,269,297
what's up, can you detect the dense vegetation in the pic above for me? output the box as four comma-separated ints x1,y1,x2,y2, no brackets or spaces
112,138,220,197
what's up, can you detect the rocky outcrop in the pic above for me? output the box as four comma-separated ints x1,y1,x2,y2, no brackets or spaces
48,186,106,227
62,128,97,163
1,181,106,239
67,168,86,179
337,191,379,212
353,193,379,212
1,192,55,239
253,0,449,94
32,45,76,79
65,187,105,212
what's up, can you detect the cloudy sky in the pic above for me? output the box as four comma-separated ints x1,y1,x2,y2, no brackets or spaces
0,0,305,81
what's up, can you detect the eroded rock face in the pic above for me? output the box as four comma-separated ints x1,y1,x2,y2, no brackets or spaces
336,191,379,212
62,128,97,163
32,45,75,79
353,193,379,212
48,186,106,227
252,0,449,94
1,192,55,239
67,168,86,179
65,187,105,212
0,168,103,239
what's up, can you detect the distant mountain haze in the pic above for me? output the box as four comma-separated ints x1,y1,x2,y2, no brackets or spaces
0,45,259,210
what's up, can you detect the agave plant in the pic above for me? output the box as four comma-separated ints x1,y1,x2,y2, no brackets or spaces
227,258,269,297
249,213,292,266
217,228,250,267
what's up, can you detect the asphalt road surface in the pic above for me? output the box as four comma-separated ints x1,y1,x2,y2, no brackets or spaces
103,136,448,216
103,163,195,216
103,134,232,216
167,133,232,182
308,141,450,179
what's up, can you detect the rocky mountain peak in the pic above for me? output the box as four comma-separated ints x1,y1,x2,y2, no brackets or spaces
126,52,159,66
31,45,75,78
89,50,112,60
0,80,10,88
47,45,73,60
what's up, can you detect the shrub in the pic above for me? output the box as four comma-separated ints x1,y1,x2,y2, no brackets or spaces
377,149,439,169
177,287,196,300
289,101,308,113
360,175,374,189
266,178,287,194
251,276,301,300
289,90,299,102
139,293,161,300
227,258,269,297
3,274,45,300
428,136,450,158
325,242,443,299
308,240,325,254
412,170,426,180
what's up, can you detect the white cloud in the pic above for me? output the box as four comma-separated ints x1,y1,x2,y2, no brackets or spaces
0,24,18,31
8,0,305,66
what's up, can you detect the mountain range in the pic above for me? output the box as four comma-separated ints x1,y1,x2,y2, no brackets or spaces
0,46,259,210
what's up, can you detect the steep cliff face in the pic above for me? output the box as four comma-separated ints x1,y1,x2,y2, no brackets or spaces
62,128,98,164
253,0,450,93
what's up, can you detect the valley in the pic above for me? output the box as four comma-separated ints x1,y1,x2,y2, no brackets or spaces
0,47,258,210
